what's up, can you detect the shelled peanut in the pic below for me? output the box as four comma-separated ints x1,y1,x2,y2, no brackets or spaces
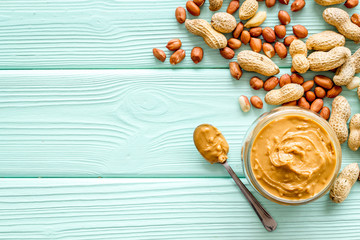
191,47,204,64
186,1,201,16
227,0,240,14
291,0,306,11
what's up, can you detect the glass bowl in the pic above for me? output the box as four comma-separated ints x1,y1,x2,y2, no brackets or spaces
241,106,342,205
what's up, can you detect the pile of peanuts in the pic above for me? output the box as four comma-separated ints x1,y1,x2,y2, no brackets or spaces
153,0,359,64
152,0,360,124
240,74,342,119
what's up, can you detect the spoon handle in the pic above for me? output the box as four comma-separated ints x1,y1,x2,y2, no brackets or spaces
222,161,277,232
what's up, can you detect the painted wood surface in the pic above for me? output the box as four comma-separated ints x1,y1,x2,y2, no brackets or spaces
0,69,359,177
0,0,357,69
0,178,359,239
0,0,360,239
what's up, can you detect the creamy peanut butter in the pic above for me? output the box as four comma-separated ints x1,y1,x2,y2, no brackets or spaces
193,124,229,164
251,115,337,200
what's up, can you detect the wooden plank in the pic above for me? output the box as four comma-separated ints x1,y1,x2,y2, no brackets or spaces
0,69,358,177
0,1,358,69
0,178,359,239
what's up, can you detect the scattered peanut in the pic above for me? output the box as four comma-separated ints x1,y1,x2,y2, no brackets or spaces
244,11,267,28
314,75,334,89
239,0,258,20
233,22,244,38
249,27,262,37
166,39,182,51
237,50,280,76
262,27,276,43
239,95,251,112
344,0,359,8
280,74,291,87
306,31,345,51
348,114,360,151
310,99,324,113
175,7,187,24
209,0,223,11
323,8,360,43
186,1,201,16
241,30,251,44
327,86,343,98
333,48,360,86
263,43,275,58
229,62,243,80
250,96,263,109
153,48,166,62
250,76,264,90
228,38,242,49
289,40,310,74
220,47,235,59
266,0,276,7
302,80,314,92
278,0,289,4
330,163,359,203
320,106,331,120
185,19,228,49
264,76,279,91
315,87,326,98
315,0,345,5
250,38,262,53
329,96,351,144
306,91,316,102
274,25,286,39
227,0,240,14
274,42,288,59
191,47,204,64
278,10,291,25
291,0,306,11
298,97,310,109
292,25,308,38
170,49,186,65
351,13,360,27
284,35,298,47
211,12,237,33
265,83,304,105
290,73,304,84
193,0,205,6
308,46,351,72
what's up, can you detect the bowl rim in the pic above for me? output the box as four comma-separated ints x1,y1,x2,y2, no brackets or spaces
241,106,342,205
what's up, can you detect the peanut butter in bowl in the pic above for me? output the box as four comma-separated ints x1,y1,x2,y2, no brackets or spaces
242,107,342,205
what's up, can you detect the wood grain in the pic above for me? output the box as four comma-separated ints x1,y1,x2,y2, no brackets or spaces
0,69,358,177
0,178,359,239
0,1,358,69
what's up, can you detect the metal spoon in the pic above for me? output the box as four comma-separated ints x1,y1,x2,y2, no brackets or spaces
193,124,277,232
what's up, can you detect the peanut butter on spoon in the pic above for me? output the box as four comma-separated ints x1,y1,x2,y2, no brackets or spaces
193,124,277,232
193,124,229,164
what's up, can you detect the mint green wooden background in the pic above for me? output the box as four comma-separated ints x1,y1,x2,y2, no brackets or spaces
0,0,359,239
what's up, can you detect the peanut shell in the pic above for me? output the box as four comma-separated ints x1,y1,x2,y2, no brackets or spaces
237,50,279,76
185,19,227,49
308,46,351,72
